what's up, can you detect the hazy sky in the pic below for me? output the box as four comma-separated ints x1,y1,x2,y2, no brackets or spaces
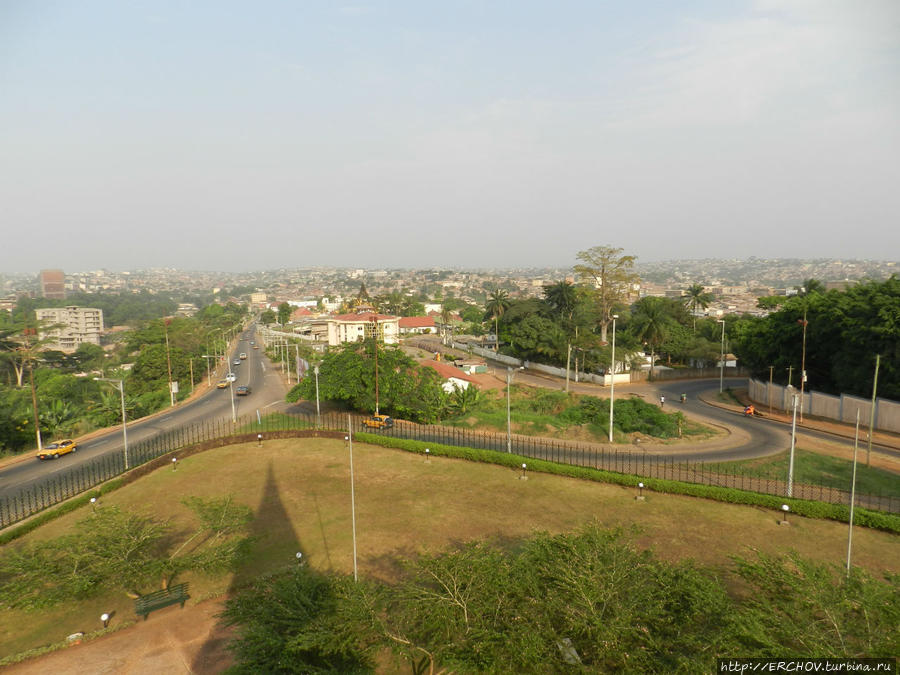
2,1,898,274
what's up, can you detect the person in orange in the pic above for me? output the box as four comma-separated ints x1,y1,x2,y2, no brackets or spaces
744,404,756,416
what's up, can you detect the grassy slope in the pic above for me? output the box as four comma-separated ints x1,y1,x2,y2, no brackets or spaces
2,437,899,659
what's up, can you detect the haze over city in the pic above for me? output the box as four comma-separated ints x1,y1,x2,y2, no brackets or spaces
2,1,898,273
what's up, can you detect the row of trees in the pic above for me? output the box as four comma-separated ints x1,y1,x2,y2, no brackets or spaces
484,248,723,375
0,297,249,453
732,276,898,399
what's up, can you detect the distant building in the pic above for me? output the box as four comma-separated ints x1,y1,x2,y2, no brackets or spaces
35,306,104,352
398,316,437,335
305,311,400,347
39,269,66,299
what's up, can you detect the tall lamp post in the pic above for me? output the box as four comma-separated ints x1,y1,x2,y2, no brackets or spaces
717,319,726,393
798,310,808,422
506,366,524,453
314,365,321,428
608,314,618,443
95,377,129,470
163,319,175,407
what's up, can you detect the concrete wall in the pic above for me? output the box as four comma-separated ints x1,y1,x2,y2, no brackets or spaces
748,378,900,434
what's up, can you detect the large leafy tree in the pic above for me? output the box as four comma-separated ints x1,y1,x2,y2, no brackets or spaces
277,302,292,325
574,245,640,343
293,340,448,422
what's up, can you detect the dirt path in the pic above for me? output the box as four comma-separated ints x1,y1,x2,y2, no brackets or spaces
5,599,234,675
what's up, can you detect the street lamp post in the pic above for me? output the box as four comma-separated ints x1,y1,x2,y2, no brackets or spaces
506,366,524,453
609,314,618,443
95,377,129,470
787,391,798,497
314,365,321,428
717,319,726,393
163,319,175,407
798,310,808,422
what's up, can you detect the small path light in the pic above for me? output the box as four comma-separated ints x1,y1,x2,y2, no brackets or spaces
90,497,97,510
519,463,528,480
424,448,431,464
636,482,646,501
172,457,177,471
257,433,263,447
780,504,790,525
295,551,303,566
101,613,110,628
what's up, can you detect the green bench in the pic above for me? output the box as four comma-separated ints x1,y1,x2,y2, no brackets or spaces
134,582,190,620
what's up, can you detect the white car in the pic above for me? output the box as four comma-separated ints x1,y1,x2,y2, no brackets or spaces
225,372,237,382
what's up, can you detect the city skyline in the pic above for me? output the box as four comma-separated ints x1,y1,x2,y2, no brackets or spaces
2,1,898,273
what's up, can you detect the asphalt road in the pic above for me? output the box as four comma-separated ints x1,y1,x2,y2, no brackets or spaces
0,324,289,501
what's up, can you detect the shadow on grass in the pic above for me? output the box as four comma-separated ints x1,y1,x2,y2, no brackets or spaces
190,460,305,673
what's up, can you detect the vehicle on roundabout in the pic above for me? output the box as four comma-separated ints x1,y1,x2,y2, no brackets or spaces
239,352,247,360
37,439,77,460
362,414,394,429
235,385,251,396
216,379,229,389
225,372,237,382
233,359,241,366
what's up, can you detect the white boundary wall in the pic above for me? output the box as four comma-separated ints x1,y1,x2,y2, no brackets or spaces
749,379,900,434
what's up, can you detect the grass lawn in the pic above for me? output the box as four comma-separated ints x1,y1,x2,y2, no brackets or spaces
704,447,900,499
444,386,720,443
2,437,899,660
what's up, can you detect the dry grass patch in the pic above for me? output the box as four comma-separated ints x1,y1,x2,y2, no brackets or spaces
2,436,899,659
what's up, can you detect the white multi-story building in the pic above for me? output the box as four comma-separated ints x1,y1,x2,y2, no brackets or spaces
35,306,104,352
305,311,399,347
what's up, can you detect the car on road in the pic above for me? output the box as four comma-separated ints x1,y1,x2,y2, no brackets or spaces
239,352,247,360
225,372,237,382
233,359,241,366
253,345,259,349
37,439,77,460
362,414,394,429
235,385,251,396
216,379,229,389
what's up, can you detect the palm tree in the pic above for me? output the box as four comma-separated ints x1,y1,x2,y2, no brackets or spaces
543,280,578,321
796,278,825,296
630,297,675,381
484,289,511,352
683,283,713,333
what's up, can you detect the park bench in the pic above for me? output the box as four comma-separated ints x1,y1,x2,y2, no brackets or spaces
134,582,189,620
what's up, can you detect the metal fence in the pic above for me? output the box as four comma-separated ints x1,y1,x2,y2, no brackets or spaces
2,409,897,530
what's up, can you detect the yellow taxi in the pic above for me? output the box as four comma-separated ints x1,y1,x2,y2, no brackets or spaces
37,439,78,460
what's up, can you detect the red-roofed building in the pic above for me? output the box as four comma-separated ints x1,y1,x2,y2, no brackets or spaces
290,307,314,322
398,316,437,335
420,359,477,393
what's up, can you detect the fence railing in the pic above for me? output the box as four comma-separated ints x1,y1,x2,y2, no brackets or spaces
2,410,897,530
